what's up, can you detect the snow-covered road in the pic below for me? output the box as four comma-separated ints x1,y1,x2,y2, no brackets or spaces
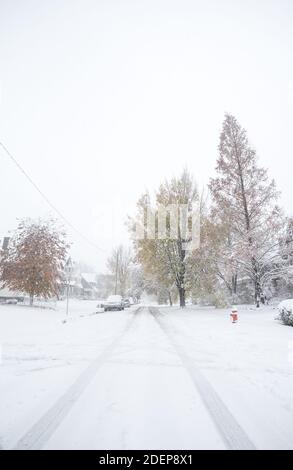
1,301,293,449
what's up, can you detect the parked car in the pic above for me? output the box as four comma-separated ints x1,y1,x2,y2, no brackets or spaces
123,298,131,308
104,295,124,311
5,298,18,305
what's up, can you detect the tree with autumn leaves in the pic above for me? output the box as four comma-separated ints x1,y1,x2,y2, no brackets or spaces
129,170,199,307
0,219,68,305
208,114,291,307
130,115,292,308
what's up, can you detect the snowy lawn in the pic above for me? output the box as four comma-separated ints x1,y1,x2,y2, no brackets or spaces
0,300,133,449
0,302,293,450
160,305,293,449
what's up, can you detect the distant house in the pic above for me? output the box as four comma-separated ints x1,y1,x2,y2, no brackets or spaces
0,286,25,303
80,273,98,299
59,270,98,300
58,277,83,299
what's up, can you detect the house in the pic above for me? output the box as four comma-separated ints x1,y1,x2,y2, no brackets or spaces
0,286,25,303
59,268,99,300
58,276,83,299
80,273,98,299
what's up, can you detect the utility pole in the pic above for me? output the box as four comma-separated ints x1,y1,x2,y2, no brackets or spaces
114,251,119,295
65,257,73,317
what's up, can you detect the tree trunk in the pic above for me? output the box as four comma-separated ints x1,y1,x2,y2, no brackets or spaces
255,292,260,308
168,291,173,306
29,294,34,306
255,278,261,308
178,286,186,308
252,256,261,308
232,274,238,294
237,155,262,308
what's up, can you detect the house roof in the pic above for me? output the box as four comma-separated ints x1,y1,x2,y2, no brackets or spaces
81,273,97,284
0,286,25,297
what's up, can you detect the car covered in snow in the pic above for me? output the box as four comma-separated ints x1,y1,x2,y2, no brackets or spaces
4,298,18,305
104,295,124,312
123,298,131,308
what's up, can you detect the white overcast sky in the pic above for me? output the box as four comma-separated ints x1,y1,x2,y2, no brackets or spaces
0,0,292,271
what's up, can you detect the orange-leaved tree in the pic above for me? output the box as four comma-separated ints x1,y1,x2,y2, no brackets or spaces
0,219,68,305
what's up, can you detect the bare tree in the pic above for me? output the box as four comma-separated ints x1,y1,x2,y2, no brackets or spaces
107,245,132,297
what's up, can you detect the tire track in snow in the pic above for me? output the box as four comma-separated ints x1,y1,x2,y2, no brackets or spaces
13,307,142,450
149,307,256,450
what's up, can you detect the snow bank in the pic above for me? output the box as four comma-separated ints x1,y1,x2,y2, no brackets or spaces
278,299,293,326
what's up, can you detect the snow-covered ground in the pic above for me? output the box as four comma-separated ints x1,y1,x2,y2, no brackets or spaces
0,301,293,450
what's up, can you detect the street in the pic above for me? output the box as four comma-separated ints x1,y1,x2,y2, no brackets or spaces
1,302,293,450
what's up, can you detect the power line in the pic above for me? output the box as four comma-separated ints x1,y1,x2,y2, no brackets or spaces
0,141,105,253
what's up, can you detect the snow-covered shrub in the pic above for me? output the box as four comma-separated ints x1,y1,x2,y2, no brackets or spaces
278,300,293,327
212,290,229,308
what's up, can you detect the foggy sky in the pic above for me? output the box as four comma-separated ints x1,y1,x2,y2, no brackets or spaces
0,0,292,271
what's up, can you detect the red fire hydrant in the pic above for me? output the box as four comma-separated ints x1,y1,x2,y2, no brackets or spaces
230,307,238,323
